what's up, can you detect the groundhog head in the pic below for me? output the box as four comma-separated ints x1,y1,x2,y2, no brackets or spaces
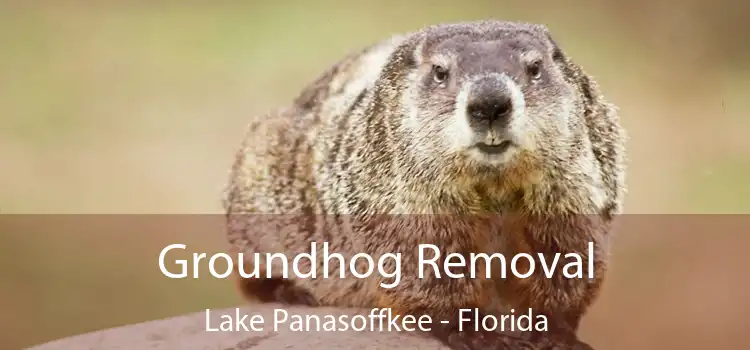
384,20,591,178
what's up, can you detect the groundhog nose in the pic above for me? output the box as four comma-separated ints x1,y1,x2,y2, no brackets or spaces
467,93,514,125
466,75,515,125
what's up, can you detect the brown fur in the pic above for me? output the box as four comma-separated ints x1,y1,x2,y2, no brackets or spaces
223,20,626,350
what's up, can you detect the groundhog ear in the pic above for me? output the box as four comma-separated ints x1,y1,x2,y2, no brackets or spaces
410,35,428,66
544,33,566,63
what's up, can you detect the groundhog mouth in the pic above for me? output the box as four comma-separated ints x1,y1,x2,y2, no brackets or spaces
474,140,514,155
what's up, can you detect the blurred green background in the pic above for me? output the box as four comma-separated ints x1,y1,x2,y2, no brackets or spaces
1,1,749,349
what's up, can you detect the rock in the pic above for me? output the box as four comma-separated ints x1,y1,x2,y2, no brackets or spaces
27,304,449,350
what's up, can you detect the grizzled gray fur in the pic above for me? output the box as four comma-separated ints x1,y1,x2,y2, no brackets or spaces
223,20,627,350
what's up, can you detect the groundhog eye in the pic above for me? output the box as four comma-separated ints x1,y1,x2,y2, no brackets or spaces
432,64,449,84
526,59,543,81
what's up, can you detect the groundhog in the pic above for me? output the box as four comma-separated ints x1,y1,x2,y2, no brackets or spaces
223,20,626,350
